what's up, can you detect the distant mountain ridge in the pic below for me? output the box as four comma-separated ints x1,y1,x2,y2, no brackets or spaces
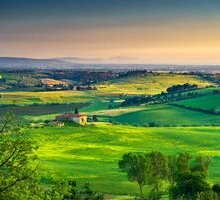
0,56,141,68
57,56,140,64
0,57,220,73
0,57,71,70
0,57,66,62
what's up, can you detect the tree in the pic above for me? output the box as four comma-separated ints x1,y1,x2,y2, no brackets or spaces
191,155,212,177
212,184,220,195
168,153,212,200
147,152,168,200
167,152,192,185
0,112,15,133
169,172,210,200
43,179,70,200
197,190,219,200
166,84,198,93
12,99,16,105
75,108,79,114
119,152,149,195
92,115,98,122
148,152,168,192
63,181,103,200
119,151,168,196
0,113,42,200
108,104,114,109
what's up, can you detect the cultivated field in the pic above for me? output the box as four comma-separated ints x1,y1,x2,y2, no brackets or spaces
0,103,89,122
0,90,94,105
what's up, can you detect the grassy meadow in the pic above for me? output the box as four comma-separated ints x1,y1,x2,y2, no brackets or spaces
112,104,220,126
28,123,220,195
174,93,220,112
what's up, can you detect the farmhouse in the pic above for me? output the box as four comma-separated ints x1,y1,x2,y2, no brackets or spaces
56,113,87,125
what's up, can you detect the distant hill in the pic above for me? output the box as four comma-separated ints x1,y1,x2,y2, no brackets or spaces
0,57,71,70
58,57,103,64
58,56,141,64
0,57,143,70
1,57,220,72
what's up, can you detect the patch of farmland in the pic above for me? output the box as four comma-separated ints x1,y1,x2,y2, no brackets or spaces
174,93,220,112
112,104,220,126
0,103,89,121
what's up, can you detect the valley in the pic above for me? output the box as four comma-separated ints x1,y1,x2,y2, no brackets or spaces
1,69,220,199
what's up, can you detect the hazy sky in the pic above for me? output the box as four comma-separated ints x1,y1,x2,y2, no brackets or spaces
1,0,220,64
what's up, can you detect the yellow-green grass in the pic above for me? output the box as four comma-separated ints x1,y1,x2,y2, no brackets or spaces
0,73,215,106
84,106,146,117
174,94,220,112
0,90,123,106
95,74,214,95
28,124,220,195
0,90,95,105
112,104,220,126
81,101,146,116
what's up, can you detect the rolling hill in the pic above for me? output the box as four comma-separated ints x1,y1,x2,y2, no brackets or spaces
1,69,220,198
112,104,220,126
29,123,220,195
174,93,220,112
95,73,214,95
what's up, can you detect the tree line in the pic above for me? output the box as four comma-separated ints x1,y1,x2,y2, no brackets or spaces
119,151,220,199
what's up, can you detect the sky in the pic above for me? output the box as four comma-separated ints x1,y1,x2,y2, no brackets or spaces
1,0,220,64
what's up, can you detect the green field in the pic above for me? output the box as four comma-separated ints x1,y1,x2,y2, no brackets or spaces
174,93,220,112
28,123,220,195
95,73,214,95
81,101,119,112
112,104,220,126
181,86,219,95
